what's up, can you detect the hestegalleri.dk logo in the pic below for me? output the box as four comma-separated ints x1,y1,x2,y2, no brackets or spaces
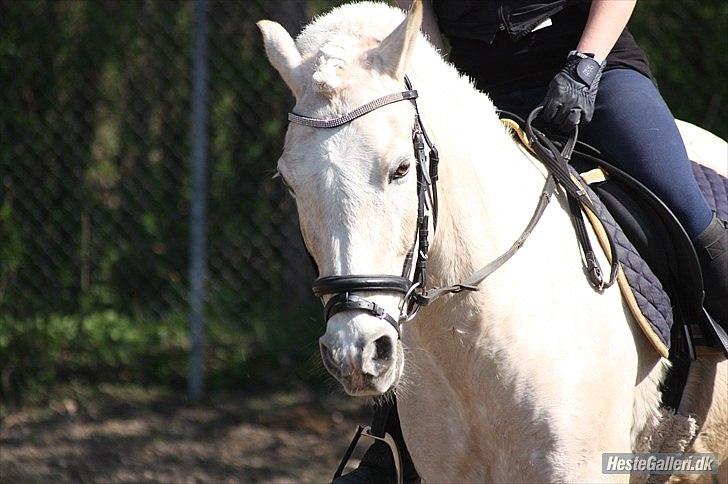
602,453,718,475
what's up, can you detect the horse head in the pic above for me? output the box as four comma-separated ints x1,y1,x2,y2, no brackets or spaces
259,2,426,396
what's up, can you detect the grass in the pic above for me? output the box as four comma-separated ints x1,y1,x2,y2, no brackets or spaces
0,303,325,408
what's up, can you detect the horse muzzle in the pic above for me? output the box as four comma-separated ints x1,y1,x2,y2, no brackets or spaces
319,313,401,396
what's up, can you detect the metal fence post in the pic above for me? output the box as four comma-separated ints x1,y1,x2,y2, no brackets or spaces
188,0,208,402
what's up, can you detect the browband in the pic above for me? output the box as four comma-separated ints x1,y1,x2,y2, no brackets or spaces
289,90,418,129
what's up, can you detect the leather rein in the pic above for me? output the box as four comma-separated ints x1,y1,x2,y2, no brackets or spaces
287,77,618,337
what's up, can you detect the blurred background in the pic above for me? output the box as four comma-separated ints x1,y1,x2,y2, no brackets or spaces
1,0,726,481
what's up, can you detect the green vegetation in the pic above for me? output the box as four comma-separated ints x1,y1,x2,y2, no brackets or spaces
631,0,727,139
0,1,329,404
0,0,725,405
0,305,322,405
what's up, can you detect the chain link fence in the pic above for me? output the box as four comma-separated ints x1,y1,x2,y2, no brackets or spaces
0,0,346,400
1,0,725,401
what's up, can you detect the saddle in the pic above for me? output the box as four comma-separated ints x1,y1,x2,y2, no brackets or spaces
502,117,728,363
573,155,728,409
572,149,728,353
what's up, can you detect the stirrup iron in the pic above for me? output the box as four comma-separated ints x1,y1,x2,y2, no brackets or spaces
332,425,403,484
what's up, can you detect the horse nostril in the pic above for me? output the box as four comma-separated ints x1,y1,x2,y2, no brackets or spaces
373,335,393,361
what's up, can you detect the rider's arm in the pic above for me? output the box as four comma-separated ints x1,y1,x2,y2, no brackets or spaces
577,0,637,62
394,0,445,53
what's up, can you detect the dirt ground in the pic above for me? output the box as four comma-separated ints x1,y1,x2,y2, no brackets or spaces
0,383,372,483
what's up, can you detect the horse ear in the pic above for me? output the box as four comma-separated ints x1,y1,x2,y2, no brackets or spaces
373,0,423,79
257,20,304,98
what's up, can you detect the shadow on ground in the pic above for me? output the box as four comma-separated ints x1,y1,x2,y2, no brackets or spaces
1,383,372,482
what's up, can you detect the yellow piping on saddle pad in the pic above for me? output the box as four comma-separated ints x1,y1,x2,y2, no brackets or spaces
501,119,670,358
501,118,533,151
580,168,607,185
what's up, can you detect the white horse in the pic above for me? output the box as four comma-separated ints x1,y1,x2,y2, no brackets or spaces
258,1,728,481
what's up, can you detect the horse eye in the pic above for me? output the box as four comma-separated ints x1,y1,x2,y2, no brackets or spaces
391,160,411,181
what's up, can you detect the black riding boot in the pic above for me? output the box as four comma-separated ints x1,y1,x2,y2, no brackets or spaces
693,214,728,330
333,402,420,484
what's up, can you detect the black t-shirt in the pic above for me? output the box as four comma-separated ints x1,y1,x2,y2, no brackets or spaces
432,0,654,95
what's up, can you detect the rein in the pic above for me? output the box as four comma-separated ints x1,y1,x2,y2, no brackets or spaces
521,107,619,288
287,77,618,337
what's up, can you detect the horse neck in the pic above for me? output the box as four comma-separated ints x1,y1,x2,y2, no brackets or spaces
406,58,549,295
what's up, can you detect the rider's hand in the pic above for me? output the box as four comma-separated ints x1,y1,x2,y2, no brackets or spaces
541,51,606,133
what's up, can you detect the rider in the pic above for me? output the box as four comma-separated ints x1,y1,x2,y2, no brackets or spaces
337,1,728,482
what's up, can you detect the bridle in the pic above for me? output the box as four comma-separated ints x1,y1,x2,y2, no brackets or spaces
290,77,440,335
288,76,618,337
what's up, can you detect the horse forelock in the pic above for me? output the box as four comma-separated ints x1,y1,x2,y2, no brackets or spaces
296,2,403,57
295,2,405,100
308,37,372,96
